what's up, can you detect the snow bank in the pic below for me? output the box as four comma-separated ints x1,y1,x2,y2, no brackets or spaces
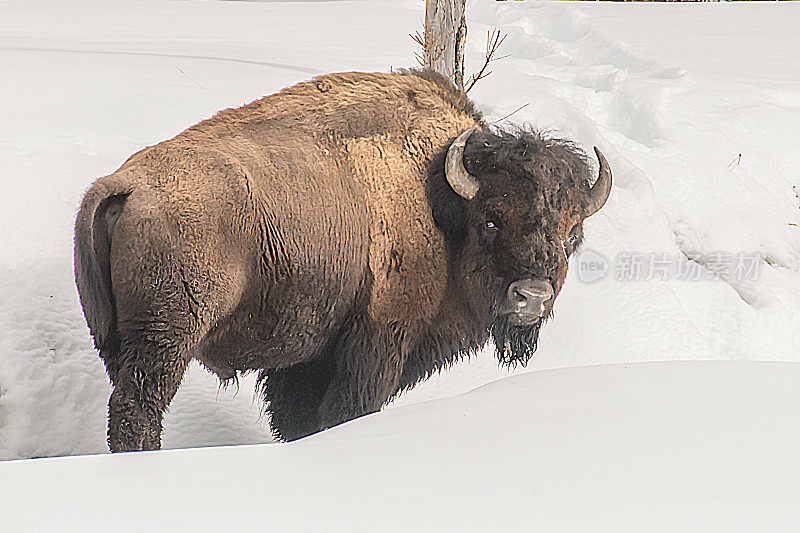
2,361,800,532
1,0,799,463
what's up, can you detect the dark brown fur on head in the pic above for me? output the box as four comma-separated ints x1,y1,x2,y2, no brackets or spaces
428,128,593,366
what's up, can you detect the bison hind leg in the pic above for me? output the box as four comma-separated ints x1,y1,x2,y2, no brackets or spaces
260,356,335,442
107,334,193,452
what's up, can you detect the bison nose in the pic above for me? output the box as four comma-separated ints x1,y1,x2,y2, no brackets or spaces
507,279,554,317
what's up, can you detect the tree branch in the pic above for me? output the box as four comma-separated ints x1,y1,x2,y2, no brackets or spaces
465,29,508,93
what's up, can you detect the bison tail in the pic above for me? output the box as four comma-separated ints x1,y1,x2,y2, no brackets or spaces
74,180,131,352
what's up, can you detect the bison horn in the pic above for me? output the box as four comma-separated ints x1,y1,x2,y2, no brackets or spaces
586,146,612,217
445,126,480,200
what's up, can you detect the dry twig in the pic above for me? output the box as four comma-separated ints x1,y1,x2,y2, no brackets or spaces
493,102,530,124
411,25,447,68
465,29,509,93
410,29,427,67
175,65,203,89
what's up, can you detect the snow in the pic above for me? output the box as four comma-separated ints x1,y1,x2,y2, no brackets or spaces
4,361,800,531
1,0,800,529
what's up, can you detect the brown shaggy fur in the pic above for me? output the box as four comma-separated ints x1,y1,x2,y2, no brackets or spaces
75,70,602,449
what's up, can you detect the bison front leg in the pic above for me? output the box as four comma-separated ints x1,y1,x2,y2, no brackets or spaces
261,356,336,442
315,322,407,436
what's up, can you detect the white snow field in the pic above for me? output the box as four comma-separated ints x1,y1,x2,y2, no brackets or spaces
1,0,800,529
3,362,800,532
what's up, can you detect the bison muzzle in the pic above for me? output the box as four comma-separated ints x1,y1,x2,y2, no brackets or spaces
74,70,611,450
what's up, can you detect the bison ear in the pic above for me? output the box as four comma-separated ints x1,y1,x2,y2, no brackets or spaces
445,126,480,200
585,147,612,217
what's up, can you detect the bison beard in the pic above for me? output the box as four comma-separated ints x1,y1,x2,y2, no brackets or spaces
492,316,542,367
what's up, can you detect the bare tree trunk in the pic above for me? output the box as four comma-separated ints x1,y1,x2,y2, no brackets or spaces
424,0,467,92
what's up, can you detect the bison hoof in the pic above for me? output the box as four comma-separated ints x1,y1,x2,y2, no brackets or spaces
107,391,163,452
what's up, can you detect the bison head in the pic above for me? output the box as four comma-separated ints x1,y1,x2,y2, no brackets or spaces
438,126,611,366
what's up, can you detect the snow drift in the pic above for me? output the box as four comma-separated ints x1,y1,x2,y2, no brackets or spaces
3,361,800,532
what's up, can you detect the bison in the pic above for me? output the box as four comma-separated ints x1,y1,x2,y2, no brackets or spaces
74,70,611,450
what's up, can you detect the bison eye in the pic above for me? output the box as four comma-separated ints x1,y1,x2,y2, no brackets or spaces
479,220,499,244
